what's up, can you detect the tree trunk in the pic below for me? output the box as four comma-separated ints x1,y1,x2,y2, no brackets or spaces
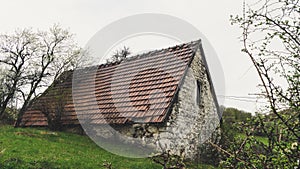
0,92,14,119
14,91,35,127
0,60,24,119
14,106,26,127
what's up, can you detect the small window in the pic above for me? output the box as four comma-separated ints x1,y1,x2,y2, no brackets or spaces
196,80,201,105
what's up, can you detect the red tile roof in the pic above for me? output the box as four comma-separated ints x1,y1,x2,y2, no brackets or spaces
20,40,201,126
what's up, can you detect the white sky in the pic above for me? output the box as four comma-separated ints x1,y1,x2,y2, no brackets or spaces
0,0,265,113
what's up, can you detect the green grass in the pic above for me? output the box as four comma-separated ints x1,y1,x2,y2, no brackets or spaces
236,133,269,145
0,125,216,169
0,125,160,169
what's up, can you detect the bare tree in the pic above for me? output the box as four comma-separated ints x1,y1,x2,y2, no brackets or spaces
0,69,8,110
0,29,36,118
0,24,85,126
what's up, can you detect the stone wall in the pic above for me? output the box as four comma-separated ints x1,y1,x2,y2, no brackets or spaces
155,48,220,159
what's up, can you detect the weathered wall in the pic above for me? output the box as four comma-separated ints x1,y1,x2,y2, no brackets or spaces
155,47,220,159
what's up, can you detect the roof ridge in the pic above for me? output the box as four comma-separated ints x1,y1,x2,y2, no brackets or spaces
117,38,201,63
75,39,201,71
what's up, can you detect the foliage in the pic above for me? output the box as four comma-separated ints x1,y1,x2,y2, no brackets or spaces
219,112,298,168
221,107,251,133
0,107,17,125
197,137,221,167
222,107,251,123
218,0,300,168
106,46,131,63
209,107,254,167
151,149,186,169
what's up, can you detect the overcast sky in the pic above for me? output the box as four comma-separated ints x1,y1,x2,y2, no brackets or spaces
0,0,264,113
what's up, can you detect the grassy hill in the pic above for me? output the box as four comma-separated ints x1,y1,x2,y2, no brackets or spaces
0,125,161,169
0,107,268,169
0,125,216,169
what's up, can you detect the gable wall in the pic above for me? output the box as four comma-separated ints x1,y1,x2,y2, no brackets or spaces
155,47,220,159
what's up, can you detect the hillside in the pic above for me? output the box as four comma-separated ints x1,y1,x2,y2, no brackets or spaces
0,125,216,169
0,125,160,169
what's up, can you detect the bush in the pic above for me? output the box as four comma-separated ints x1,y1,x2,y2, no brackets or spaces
0,107,17,125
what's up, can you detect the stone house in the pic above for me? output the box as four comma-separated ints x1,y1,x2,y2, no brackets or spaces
19,39,220,159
